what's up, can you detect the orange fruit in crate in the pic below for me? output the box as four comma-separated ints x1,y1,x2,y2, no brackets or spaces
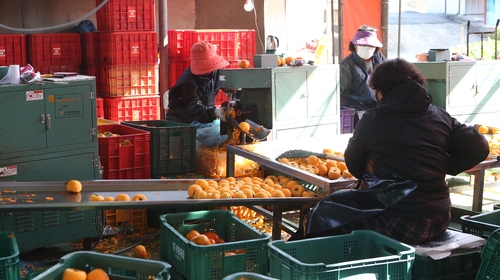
342,170,354,179
302,191,316,197
191,234,212,245
62,268,87,280
185,229,200,241
238,59,251,68
272,189,285,198
328,167,341,180
66,180,82,193
337,162,348,173
204,231,221,243
87,268,109,280
281,188,292,197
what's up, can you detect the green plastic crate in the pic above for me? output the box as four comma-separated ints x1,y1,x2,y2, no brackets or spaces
0,231,20,280
412,248,481,280
494,203,500,210
122,120,196,176
476,228,500,280
268,230,415,280
159,210,270,280
222,272,279,280
31,251,171,280
461,209,500,238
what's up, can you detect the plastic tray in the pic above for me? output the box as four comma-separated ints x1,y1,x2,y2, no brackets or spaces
121,120,196,176
269,230,415,280
412,248,481,280
461,209,500,238
98,124,151,179
0,231,20,280
475,228,500,280
31,251,170,280
159,210,270,280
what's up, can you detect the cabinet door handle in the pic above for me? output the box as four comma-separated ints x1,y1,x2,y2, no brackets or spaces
40,114,45,124
46,114,51,130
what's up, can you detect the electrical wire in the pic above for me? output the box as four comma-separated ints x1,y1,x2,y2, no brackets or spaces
0,0,109,32
250,0,265,53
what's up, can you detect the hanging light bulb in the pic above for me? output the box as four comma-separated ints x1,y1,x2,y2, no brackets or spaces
244,0,254,12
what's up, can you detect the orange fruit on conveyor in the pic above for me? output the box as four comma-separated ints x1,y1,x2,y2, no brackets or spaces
66,180,82,193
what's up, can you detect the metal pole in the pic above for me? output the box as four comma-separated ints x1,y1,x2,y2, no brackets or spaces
398,0,402,57
381,0,389,58
158,0,168,120
330,0,336,64
338,0,343,60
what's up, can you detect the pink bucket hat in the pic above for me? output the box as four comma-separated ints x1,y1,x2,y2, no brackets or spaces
352,30,383,48
189,41,229,75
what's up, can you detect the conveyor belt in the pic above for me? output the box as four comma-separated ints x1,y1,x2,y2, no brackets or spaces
0,179,321,240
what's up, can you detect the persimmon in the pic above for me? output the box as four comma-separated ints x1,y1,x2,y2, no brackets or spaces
188,184,203,198
328,167,341,180
89,194,105,202
185,229,200,241
238,59,251,68
132,194,147,201
87,268,109,280
281,188,292,197
133,245,148,258
191,234,212,245
272,189,285,198
204,231,221,243
194,179,210,190
62,268,87,280
66,180,82,193
115,193,131,201
291,184,305,197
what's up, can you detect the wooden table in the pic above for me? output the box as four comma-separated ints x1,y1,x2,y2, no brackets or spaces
463,158,500,212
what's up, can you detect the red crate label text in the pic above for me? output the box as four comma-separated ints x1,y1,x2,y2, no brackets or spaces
128,6,137,20
52,44,62,58
131,44,140,57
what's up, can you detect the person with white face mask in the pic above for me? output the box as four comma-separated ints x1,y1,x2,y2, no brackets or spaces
339,25,386,127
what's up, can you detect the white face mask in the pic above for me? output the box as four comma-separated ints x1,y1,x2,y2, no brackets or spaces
356,46,376,60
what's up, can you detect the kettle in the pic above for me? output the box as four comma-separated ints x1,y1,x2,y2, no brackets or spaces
266,35,279,54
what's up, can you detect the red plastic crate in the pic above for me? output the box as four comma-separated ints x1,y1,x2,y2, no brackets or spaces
104,95,160,122
96,0,155,31
168,58,189,88
214,89,229,107
96,97,104,118
101,63,158,97
167,30,194,59
99,31,158,65
80,64,102,94
98,124,150,179
0,34,27,66
27,33,81,67
167,29,256,62
80,32,99,65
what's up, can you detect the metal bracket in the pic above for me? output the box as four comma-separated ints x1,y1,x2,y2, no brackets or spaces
90,127,97,136
89,91,95,99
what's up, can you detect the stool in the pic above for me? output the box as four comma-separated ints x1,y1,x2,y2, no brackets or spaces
412,229,485,280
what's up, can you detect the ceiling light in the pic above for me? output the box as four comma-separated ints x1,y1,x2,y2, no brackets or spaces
244,0,254,12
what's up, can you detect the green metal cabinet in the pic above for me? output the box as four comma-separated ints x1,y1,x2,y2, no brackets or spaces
220,65,340,140
0,77,102,252
413,61,500,124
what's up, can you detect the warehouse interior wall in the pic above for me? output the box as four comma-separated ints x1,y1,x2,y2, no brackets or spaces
0,0,265,53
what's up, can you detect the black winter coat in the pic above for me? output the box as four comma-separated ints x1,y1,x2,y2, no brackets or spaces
344,81,489,218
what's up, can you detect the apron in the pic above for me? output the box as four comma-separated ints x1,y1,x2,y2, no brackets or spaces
292,178,418,240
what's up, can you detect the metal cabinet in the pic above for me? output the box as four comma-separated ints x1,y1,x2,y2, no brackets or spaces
220,65,340,140
413,61,500,124
0,77,102,252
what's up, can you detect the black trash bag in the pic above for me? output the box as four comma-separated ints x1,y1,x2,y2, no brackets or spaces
291,178,418,240
73,20,97,33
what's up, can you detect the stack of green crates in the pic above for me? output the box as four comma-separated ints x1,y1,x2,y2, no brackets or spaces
31,251,171,279
0,231,20,280
121,120,197,177
268,230,415,280
159,210,270,280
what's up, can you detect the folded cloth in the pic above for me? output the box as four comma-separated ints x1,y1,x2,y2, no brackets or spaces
414,229,486,260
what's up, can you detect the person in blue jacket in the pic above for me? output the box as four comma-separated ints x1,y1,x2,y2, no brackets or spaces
340,25,386,125
166,41,229,127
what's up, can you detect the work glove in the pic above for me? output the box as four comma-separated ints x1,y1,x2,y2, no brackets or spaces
213,107,227,122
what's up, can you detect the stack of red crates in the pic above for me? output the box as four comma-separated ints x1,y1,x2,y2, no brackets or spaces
26,33,81,75
0,34,27,67
81,0,160,124
167,29,256,88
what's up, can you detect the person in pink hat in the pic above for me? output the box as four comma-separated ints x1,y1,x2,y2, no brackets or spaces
166,41,229,126
340,25,386,127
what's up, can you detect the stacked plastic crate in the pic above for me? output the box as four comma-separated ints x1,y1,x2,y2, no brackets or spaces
26,33,81,74
167,29,256,89
91,0,160,123
0,34,27,67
